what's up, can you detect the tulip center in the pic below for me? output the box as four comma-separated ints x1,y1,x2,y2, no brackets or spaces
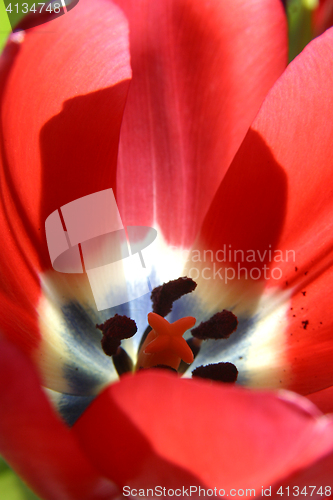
96,277,239,383
136,312,196,370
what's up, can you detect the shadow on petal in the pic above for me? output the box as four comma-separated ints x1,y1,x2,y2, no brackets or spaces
184,129,287,322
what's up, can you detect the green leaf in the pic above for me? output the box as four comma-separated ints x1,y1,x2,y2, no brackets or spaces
287,0,319,62
0,1,46,52
0,457,41,500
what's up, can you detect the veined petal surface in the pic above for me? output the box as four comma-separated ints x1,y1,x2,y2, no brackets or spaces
115,0,287,247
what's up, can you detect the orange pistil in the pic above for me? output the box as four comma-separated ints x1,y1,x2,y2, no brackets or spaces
136,312,196,371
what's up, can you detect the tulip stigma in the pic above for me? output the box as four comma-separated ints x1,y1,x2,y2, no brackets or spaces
136,312,196,370
138,276,197,352
96,277,239,383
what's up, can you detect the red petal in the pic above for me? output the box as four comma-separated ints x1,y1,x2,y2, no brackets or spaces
269,450,333,498
313,0,333,36
0,336,117,499
192,29,333,395
250,29,333,396
73,371,333,490
282,269,333,395
188,126,289,314
0,0,131,354
306,386,333,414
115,0,287,246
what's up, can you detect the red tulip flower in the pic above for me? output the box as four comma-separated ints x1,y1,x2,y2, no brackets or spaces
1,0,333,498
